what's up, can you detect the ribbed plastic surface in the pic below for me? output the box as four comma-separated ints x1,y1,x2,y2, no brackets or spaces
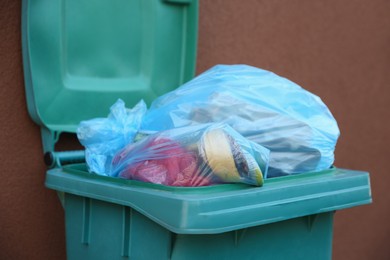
22,0,198,133
47,166,371,234
45,166,370,259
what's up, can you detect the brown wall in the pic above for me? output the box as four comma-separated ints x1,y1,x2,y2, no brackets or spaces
1,0,389,259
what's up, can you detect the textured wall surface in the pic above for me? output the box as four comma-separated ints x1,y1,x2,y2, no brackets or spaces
197,1,390,259
0,1,66,259
0,0,389,259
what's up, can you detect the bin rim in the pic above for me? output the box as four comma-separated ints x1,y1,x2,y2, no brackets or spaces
46,166,372,234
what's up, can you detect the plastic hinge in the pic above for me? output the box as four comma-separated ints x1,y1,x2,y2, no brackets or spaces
40,127,85,168
40,127,85,208
40,127,59,154
44,150,85,168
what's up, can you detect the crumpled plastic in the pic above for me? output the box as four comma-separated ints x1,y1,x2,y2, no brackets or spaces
141,64,340,177
111,123,270,186
77,99,147,175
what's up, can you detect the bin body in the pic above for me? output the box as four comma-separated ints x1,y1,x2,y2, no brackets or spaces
45,165,371,260
65,192,333,260
64,194,172,259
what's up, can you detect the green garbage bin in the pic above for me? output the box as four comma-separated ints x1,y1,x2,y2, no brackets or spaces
46,165,370,260
22,0,372,259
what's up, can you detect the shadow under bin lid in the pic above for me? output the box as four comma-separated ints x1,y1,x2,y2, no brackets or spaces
22,0,198,137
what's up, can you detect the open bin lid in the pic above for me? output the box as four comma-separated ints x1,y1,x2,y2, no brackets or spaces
22,0,198,135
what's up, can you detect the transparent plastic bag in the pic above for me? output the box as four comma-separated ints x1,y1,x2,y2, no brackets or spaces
141,65,340,177
77,99,147,175
110,123,270,187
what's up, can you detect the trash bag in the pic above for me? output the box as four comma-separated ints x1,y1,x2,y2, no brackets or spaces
77,99,147,175
110,123,270,187
141,65,340,177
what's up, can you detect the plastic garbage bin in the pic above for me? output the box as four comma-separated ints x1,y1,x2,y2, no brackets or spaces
22,0,372,259
46,165,371,260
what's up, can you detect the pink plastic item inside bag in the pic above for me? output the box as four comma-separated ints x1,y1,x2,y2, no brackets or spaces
115,138,211,187
110,123,269,187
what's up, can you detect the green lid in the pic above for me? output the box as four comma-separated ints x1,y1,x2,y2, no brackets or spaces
22,0,198,133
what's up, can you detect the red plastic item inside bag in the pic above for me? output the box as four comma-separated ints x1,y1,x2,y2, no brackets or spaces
110,124,269,187
114,138,212,187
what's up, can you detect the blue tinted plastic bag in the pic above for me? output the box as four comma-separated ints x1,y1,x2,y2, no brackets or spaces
77,99,146,175
141,65,340,177
111,123,270,186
